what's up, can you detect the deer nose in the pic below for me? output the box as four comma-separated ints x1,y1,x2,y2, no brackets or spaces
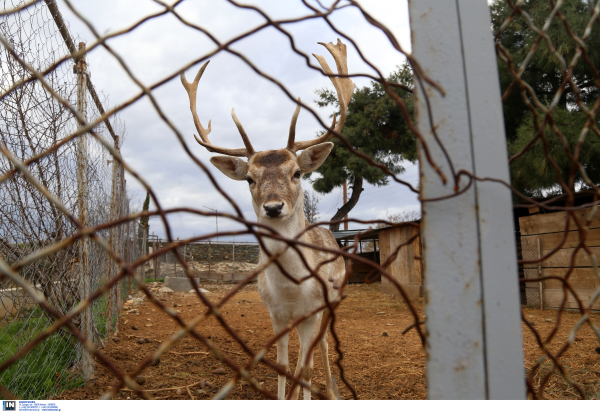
263,202,284,217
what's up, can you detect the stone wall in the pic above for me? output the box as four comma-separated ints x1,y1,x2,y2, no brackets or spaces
156,242,259,264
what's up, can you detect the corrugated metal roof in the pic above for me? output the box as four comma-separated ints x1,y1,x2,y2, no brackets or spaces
332,228,384,241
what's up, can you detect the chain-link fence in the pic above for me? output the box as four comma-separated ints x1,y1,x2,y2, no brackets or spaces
0,0,600,401
0,0,131,399
146,239,259,282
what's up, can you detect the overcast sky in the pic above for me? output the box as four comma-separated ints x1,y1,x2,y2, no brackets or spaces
56,0,420,241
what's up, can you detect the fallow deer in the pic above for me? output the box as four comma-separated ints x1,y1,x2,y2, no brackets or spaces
181,39,354,400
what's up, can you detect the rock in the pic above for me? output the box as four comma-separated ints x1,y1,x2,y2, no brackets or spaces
145,338,152,343
159,287,174,294
376,312,385,315
178,304,183,307
112,337,120,343
545,319,553,322
176,388,182,396
127,309,139,315
132,325,139,331
136,375,145,385
382,332,389,337
212,368,226,375
199,381,206,389
145,324,153,327
137,338,145,344
196,389,207,395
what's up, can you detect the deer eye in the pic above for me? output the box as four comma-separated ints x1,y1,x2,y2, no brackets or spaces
246,177,254,185
293,171,301,179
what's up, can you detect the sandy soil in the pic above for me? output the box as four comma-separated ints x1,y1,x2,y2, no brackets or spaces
54,282,600,400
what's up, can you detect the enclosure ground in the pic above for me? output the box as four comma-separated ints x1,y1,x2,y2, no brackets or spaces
55,282,600,400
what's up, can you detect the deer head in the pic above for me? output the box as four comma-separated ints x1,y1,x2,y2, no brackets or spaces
181,39,354,222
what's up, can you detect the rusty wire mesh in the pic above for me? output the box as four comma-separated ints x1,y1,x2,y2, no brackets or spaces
0,0,131,399
0,0,599,401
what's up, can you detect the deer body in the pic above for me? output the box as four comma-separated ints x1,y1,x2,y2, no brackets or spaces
180,39,354,400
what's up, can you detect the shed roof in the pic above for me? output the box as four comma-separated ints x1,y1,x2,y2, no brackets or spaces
332,227,386,241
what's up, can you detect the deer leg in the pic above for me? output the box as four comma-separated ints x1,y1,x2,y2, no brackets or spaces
319,333,334,399
289,346,303,400
295,315,320,400
271,317,289,400
319,311,335,399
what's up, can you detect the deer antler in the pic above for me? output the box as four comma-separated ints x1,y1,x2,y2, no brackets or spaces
287,39,355,152
181,61,255,157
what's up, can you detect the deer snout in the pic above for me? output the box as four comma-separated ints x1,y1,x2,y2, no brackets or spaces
263,202,284,218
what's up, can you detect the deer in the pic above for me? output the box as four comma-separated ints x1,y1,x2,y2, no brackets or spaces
180,39,354,400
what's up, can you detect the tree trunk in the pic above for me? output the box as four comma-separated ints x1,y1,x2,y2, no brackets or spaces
329,175,364,232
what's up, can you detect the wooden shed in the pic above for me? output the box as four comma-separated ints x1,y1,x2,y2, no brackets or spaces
519,207,600,310
333,225,423,296
377,225,423,299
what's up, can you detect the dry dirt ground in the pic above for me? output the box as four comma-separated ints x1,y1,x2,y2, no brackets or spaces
55,282,600,400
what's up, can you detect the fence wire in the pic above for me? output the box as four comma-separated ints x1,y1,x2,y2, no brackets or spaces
0,0,599,401
0,0,130,399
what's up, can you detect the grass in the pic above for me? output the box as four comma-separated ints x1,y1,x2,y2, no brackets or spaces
0,282,123,400
0,309,84,399
146,278,164,283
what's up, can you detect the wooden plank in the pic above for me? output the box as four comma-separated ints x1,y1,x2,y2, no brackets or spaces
524,268,600,290
542,288,600,310
378,226,422,297
521,228,600,250
519,207,600,236
539,247,600,268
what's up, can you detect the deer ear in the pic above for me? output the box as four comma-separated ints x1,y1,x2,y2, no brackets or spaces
210,156,249,181
297,142,333,173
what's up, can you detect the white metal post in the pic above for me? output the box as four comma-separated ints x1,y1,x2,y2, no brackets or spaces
409,0,525,399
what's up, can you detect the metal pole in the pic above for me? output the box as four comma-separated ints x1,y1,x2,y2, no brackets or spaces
537,237,543,310
203,206,218,241
208,240,211,277
75,41,94,381
141,227,147,283
106,135,119,336
153,234,157,281
173,239,177,277
409,0,524,399
343,180,348,230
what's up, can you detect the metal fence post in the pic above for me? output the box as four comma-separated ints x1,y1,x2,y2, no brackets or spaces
106,136,119,335
75,41,94,381
409,0,525,399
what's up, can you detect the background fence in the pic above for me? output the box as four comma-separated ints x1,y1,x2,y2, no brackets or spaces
143,238,259,283
0,0,133,398
0,0,599,401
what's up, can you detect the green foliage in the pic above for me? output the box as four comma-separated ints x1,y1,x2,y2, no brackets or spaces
307,62,416,205
509,108,600,196
491,0,600,195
